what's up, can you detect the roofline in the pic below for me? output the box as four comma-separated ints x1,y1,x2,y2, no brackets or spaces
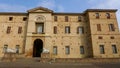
53,12,83,15
0,12,27,15
27,6,53,13
85,9,118,12
0,9,117,15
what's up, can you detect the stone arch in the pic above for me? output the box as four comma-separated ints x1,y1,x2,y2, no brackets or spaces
33,39,43,57
35,15,46,22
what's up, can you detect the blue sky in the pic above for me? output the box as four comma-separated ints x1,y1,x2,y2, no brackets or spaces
0,0,120,28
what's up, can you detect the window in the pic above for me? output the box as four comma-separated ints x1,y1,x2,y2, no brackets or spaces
18,27,22,34
65,16,68,22
80,46,84,54
6,26,11,34
108,24,115,31
9,17,13,21
65,46,70,55
106,13,110,19
53,26,57,34
110,36,115,39
65,26,70,34
99,45,105,54
77,27,84,34
112,45,117,54
36,23,44,34
3,45,8,53
97,24,101,31
54,16,57,21
98,36,103,39
78,16,81,22
23,17,27,21
53,46,57,55
16,45,20,54
96,13,99,19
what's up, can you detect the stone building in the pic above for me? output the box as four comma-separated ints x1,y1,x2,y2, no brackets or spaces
0,7,120,58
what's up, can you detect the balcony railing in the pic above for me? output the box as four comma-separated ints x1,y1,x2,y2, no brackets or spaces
32,32,45,34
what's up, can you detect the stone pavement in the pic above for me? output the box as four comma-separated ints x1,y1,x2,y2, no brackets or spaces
0,58,120,68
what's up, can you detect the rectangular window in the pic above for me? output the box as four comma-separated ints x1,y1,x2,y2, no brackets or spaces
65,26,70,34
65,16,68,22
80,46,84,54
77,27,84,34
3,45,8,53
78,16,81,22
65,46,70,55
16,45,20,54
6,26,11,34
99,45,105,54
110,36,115,39
9,17,13,21
36,23,44,34
53,46,57,55
18,27,22,34
54,16,57,21
53,26,57,34
112,45,117,54
98,36,103,39
23,17,27,21
109,24,115,31
97,24,101,31
96,13,99,19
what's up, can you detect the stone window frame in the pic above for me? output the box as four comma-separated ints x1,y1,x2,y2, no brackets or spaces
23,17,27,21
95,13,100,19
54,16,58,22
77,26,84,34
53,46,57,55
65,46,70,55
97,24,101,31
6,26,11,34
106,13,110,19
108,24,115,31
53,26,57,34
65,26,70,34
99,45,105,54
18,26,22,34
112,44,117,54
65,16,68,22
9,17,13,21
16,45,20,54
80,46,85,54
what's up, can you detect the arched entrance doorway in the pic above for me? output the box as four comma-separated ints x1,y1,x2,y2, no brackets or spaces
33,39,43,57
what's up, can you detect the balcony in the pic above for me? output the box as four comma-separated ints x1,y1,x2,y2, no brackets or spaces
27,32,51,37
32,32,45,34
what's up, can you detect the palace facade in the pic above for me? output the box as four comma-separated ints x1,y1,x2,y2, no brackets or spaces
0,7,120,58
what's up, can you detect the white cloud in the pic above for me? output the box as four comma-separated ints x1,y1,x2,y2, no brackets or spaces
37,0,65,12
37,0,55,10
0,3,27,12
89,0,120,29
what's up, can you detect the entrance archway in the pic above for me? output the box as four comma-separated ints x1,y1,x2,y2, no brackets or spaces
33,39,43,57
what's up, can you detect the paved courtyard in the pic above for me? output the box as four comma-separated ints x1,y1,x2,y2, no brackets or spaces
0,59,120,68
0,58,120,68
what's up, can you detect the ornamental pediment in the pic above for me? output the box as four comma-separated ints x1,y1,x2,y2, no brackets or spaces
27,6,53,13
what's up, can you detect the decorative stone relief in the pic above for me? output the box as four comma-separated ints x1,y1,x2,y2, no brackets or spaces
35,15,45,22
